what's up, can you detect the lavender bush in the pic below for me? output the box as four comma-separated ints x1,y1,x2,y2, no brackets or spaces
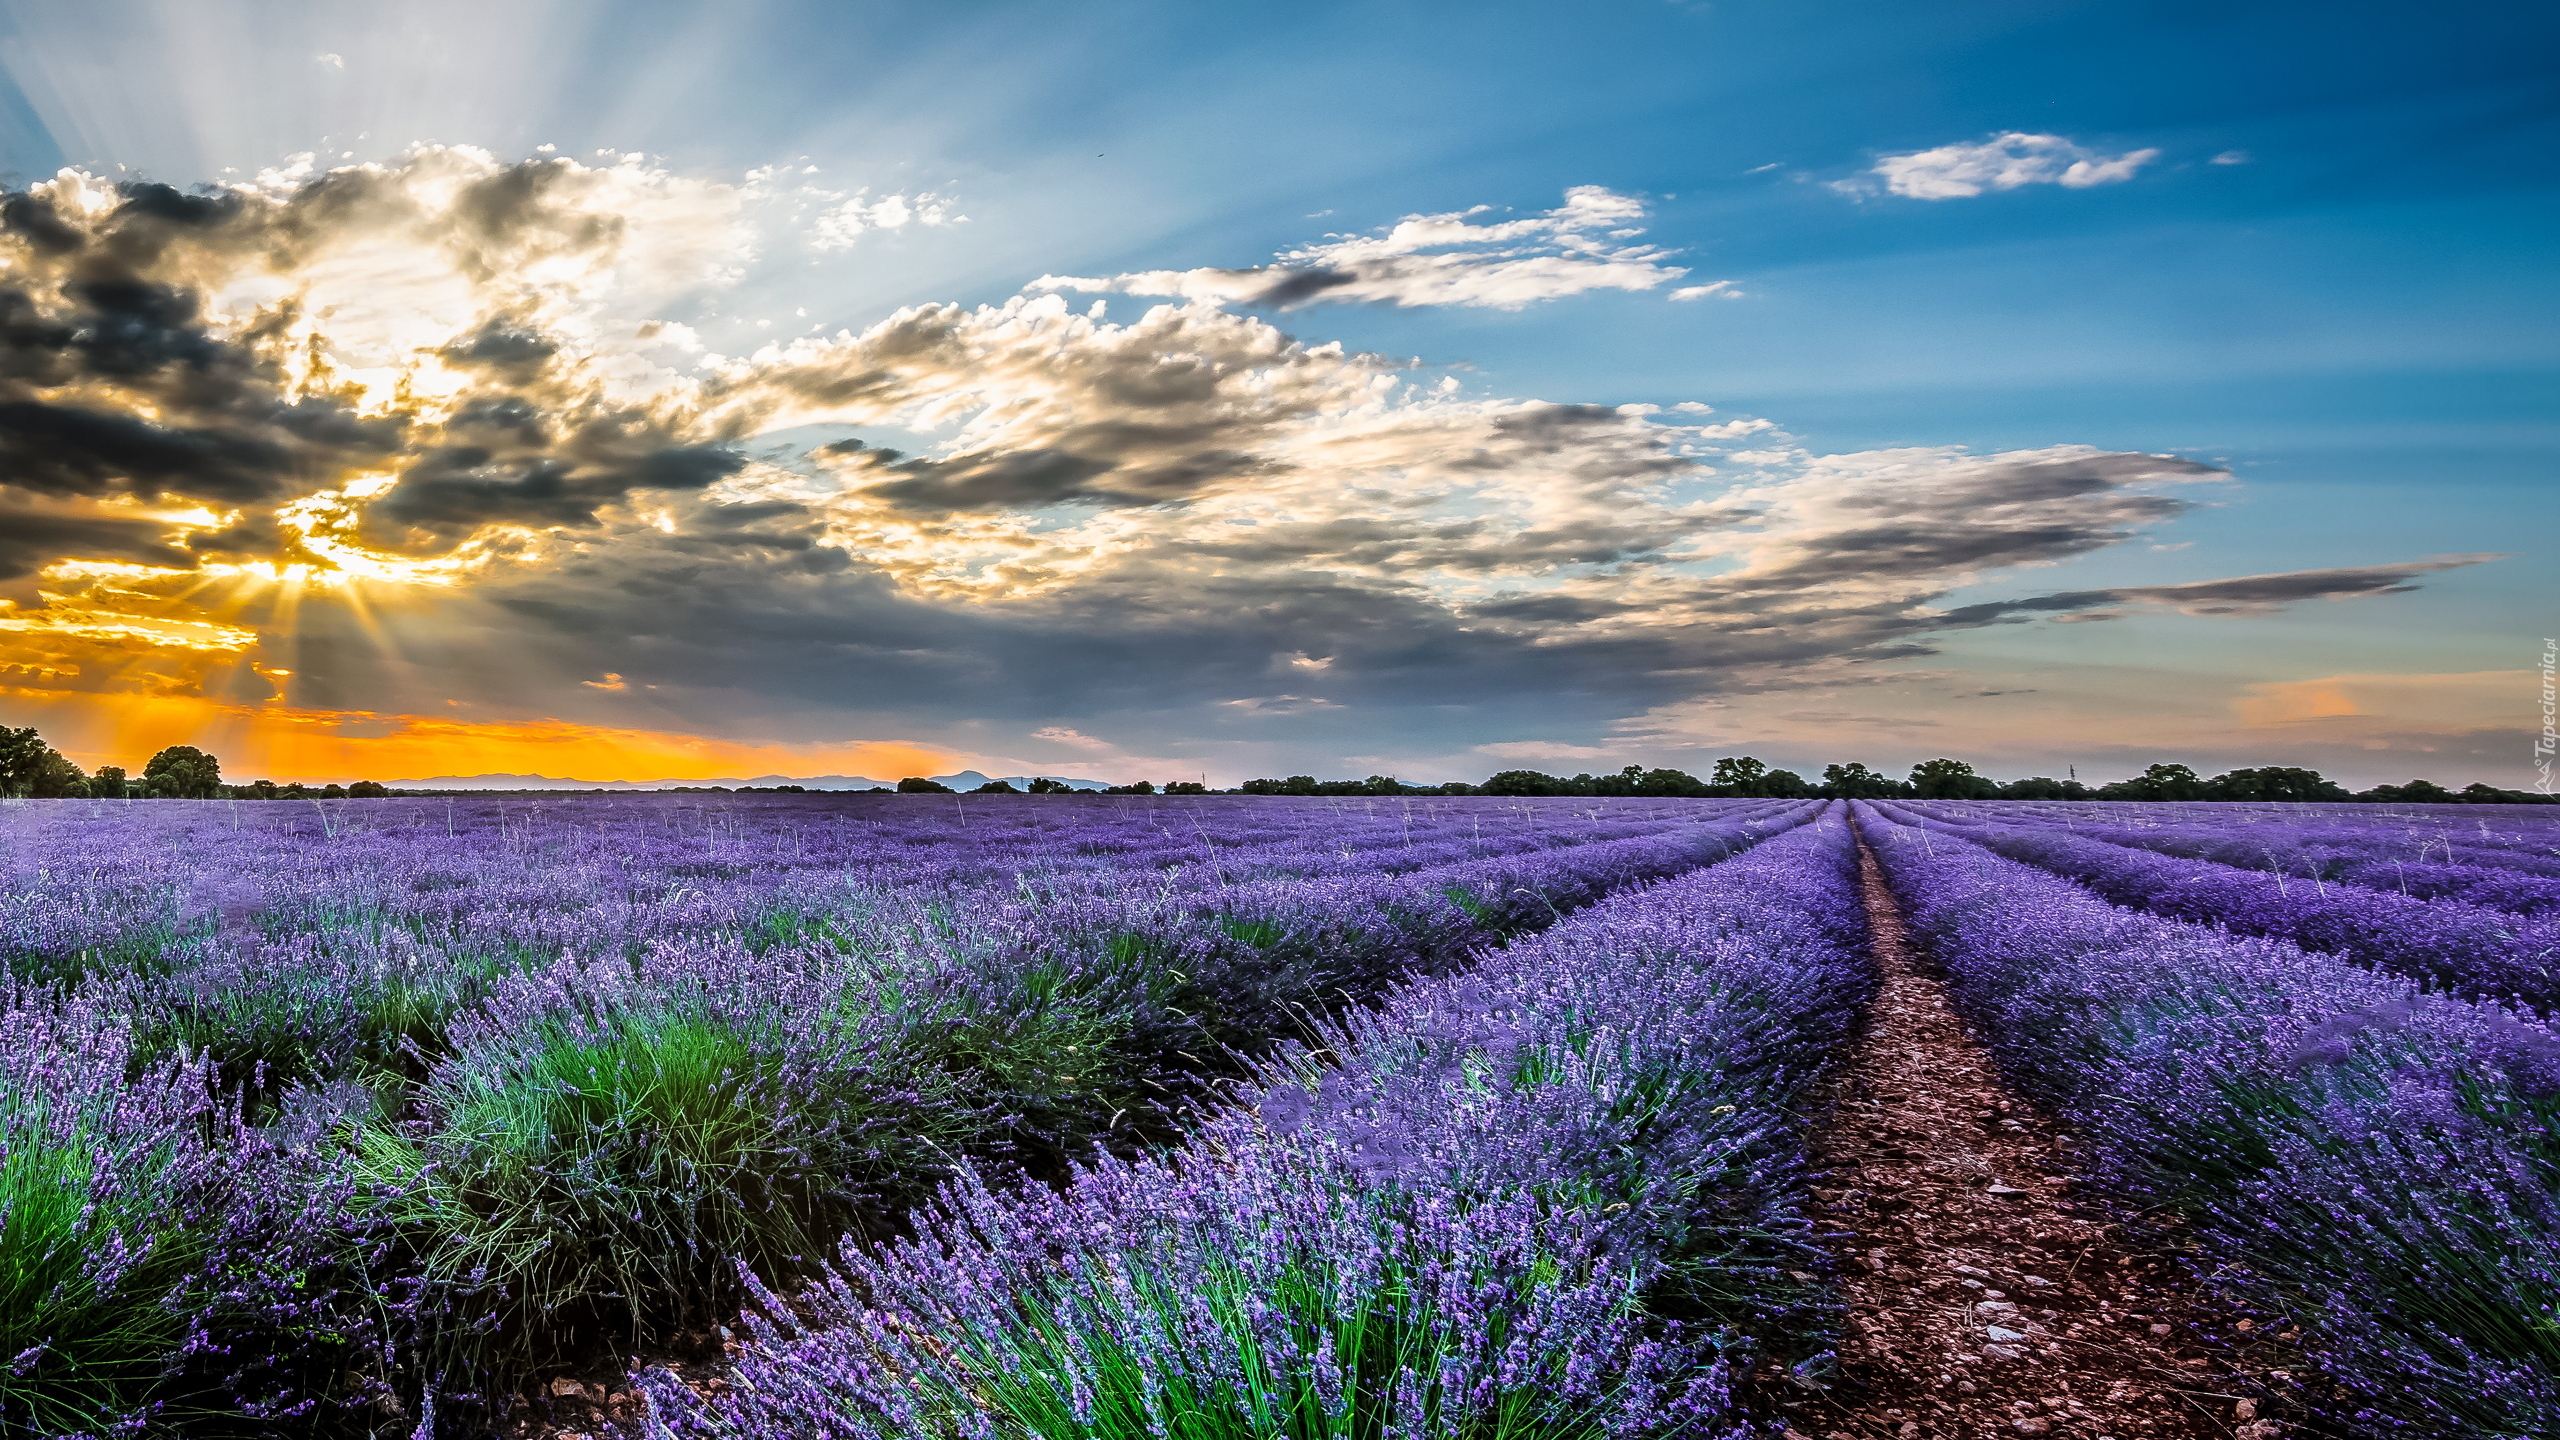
3,796,1777,976
1859,804,2560,1438
0,991,380,1438
1907,801,2560,911
355,803,1821,1405
1875,801,2560,1009
646,811,1872,1440
0,795,1832,1434
2005,798,2560,860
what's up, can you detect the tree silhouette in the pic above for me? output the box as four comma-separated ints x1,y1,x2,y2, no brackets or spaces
143,745,223,799
1908,758,1996,799
1817,762,1900,798
0,727,45,796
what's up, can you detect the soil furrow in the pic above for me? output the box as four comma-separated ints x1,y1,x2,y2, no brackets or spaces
1767,838,2296,1440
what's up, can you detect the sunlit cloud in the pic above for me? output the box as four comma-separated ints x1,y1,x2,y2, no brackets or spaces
808,189,966,251
1837,132,2161,200
0,148,2495,781
1029,186,1710,310
9,687,961,784
1474,739,1623,761
2235,671,2528,731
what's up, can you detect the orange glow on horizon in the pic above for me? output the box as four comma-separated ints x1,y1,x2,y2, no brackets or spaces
3,688,961,784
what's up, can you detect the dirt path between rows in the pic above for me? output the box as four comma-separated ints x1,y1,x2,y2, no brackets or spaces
1764,836,2299,1440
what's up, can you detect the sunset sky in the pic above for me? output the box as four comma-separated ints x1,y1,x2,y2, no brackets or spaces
0,0,2549,787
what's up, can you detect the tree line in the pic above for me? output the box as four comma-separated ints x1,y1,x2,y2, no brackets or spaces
1235,757,2553,804
3,720,2543,805
0,729,392,800
891,777,1214,795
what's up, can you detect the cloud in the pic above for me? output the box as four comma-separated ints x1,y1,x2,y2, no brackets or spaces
1219,696,1340,715
0,504,200,582
2234,670,2528,731
1474,740,1623,762
1706,449,2224,598
1931,556,2502,627
809,190,965,252
1669,281,1743,302
2210,150,2252,166
359,435,2450,749
1029,186,1690,311
0,150,786,584
1846,133,2161,200
0,150,2497,783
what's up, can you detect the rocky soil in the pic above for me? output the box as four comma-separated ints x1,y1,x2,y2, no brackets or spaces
1762,841,2307,1440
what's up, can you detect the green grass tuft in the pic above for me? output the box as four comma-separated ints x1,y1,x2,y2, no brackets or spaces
0,1106,203,1437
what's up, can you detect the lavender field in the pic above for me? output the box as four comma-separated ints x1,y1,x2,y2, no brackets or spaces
2,794,2555,1438
1855,800,2560,1438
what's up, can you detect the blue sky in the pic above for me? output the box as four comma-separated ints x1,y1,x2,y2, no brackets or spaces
0,0,2549,787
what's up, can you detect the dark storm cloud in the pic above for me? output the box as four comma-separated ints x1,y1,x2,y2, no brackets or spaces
436,318,562,382
1739,512,2187,589
0,156,751,579
364,433,748,543
250,446,2506,773
0,401,298,502
1231,266,1363,309
357,432,2457,737
1933,557,2503,626
65,279,231,377
0,507,196,579
437,158,628,282
849,438,1284,513
848,444,1118,511
1444,404,1698,480
109,182,248,229
1721,449,2226,598
1180,513,1703,573
0,194,84,255
1864,450,2223,506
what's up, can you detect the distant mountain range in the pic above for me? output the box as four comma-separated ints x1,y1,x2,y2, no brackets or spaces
383,770,1115,792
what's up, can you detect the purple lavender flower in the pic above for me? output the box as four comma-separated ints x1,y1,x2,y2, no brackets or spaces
1859,802,2560,1438
649,810,1867,1439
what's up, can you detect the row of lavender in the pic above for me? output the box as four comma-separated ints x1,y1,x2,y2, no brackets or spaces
1857,804,2560,1439
650,811,1875,1439
3,793,1792,1124
1877,801,2560,1010
0,795,1816,1434
2,793,1757,984
1914,800,2560,911
1993,798,2560,856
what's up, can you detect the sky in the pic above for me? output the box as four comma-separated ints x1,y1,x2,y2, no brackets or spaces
0,0,2549,789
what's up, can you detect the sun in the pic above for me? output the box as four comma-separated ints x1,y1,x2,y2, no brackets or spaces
0,481,527,685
